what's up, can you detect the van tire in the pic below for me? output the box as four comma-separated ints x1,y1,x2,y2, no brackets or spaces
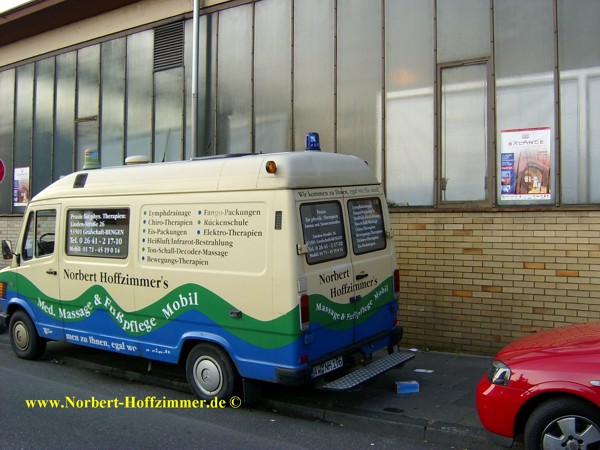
9,310,46,360
186,343,239,401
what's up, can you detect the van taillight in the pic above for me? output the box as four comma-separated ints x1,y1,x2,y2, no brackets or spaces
393,269,400,299
0,282,6,300
300,293,310,330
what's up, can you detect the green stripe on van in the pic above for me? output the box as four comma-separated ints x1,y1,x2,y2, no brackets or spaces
9,273,300,349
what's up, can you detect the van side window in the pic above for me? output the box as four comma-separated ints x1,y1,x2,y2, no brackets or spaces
22,209,57,261
300,202,347,264
65,208,129,259
347,198,387,255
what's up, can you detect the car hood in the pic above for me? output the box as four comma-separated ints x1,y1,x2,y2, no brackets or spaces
497,321,600,364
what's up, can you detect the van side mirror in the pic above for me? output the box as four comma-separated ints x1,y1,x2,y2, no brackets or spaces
2,240,13,260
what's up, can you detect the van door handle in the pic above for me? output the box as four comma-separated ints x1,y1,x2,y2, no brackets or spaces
46,269,57,275
356,273,368,280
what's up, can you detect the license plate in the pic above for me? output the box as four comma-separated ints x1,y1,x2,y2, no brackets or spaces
311,356,343,378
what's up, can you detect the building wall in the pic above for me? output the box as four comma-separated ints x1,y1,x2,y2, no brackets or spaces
0,0,191,68
393,209,600,354
1,0,600,356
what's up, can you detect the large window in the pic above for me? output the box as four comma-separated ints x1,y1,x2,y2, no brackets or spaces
101,38,126,168
126,31,154,160
439,62,490,203
436,0,492,206
0,69,15,214
54,52,76,179
337,0,382,172
2,0,600,213
293,0,335,152
254,0,292,153
558,0,600,204
494,0,555,206
65,208,129,259
385,0,435,207
76,45,100,170
216,5,252,154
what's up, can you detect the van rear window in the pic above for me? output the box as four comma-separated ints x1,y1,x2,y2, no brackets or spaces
348,198,386,255
65,208,129,258
300,202,347,264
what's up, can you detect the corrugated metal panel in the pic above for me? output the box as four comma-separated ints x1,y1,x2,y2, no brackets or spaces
154,21,184,72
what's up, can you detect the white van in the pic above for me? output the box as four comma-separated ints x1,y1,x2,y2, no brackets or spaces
0,150,413,400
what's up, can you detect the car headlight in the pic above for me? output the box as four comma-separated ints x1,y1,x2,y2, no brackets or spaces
488,360,512,386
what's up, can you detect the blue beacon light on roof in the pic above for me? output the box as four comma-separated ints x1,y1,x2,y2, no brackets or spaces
305,132,321,151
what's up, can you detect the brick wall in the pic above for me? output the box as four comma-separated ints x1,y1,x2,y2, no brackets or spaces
3,210,599,356
0,216,22,269
392,209,600,355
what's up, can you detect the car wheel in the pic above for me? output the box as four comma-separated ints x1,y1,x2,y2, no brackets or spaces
9,310,46,360
185,343,239,401
524,397,600,450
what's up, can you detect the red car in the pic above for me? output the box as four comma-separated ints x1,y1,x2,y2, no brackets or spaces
476,321,600,449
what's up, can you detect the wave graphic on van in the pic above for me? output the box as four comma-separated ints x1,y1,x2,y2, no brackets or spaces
2,273,394,341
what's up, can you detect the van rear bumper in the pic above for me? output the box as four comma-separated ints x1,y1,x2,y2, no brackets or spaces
275,325,403,386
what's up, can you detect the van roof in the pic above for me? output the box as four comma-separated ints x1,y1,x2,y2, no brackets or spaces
33,151,379,201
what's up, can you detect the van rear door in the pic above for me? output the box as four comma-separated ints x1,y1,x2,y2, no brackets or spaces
344,188,396,343
298,192,355,361
298,186,396,362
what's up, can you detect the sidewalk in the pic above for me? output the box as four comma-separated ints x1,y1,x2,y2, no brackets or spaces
39,340,516,449
259,349,515,450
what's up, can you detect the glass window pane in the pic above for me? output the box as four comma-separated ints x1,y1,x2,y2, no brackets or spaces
76,45,100,169
254,0,292,154
22,212,35,260
55,52,75,179
101,38,126,167
14,64,34,211
184,19,193,158
76,120,98,170
126,30,154,159
194,14,217,157
437,0,490,63
77,45,99,119
33,58,55,197
347,198,386,255
440,64,488,202
495,0,555,205
337,0,381,172
385,0,434,206
154,68,184,162
558,0,600,204
192,13,218,156
35,209,56,258
217,5,252,154
0,69,15,213
293,0,334,152
300,201,347,264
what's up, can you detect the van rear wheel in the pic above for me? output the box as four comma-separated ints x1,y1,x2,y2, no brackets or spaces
9,310,46,360
186,343,239,401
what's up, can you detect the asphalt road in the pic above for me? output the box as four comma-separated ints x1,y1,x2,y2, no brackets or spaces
0,331,460,450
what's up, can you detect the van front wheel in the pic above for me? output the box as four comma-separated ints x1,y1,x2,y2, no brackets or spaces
9,310,46,360
186,343,239,401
